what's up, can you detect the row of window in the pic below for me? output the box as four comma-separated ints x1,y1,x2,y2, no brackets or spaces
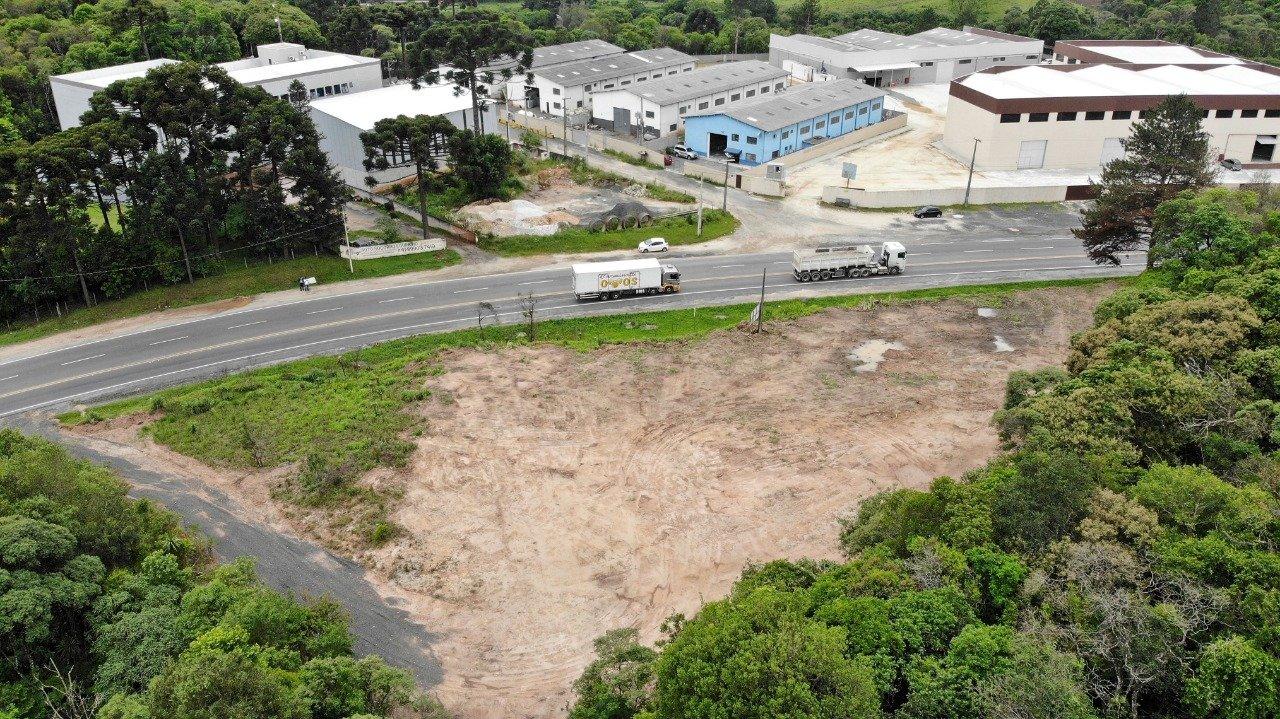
727,100,883,150
678,82,786,114
594,66,692,92
278,82,353,101
1001,108,1280,123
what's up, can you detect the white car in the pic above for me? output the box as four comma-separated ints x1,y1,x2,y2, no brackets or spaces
638,237,669,253
671,144,698,160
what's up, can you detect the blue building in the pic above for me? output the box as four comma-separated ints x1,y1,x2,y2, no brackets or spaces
682,79,887,166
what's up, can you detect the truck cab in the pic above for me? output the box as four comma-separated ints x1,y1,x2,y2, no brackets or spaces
880,242,907,273
662,265,681,293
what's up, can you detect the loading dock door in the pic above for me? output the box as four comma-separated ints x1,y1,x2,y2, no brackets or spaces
613,107,631,136
709,132,728,156
1100,137,1125,165
1224,134,1254,162
1017,140,1046,169
525,86,540,111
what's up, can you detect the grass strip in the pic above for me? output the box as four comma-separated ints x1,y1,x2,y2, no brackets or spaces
479,210,737,256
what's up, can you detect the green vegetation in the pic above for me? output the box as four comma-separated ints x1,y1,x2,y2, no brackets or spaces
479,209,737,255
601,148,665,171
565,187,1280,719
526,156,697,203
0,250,461,349
0,430,444,719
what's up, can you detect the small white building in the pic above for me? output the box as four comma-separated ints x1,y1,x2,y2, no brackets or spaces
589,60,790,137
769,26,1043,87
511,47,696,116
309,81,485,183
942,60,1280,170
49,43,382,130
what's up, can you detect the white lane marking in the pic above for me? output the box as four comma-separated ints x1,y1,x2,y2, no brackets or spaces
61,354,105,366
148,336,188,346
912,252,932,256
981,239,1020,243
306,307,342,315
963,249,994,253
716,263,747,268
378,297,415,304
0,263,1137,419
227,320,265,330
518,279,555,286
453,287,489,294
0,375,16,382
1020,246,1053,250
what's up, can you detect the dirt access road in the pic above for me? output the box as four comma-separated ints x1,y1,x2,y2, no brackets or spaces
65,282,1114,717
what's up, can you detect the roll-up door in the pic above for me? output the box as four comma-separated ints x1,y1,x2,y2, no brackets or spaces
1017,140,1046,169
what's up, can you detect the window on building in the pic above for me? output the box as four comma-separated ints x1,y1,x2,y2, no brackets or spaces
958,59,972,64
1242,109,1260,118
844,111,854,120
871,101,881,110
745,152,756,162
731,134,739,141
830,114,839,123
698,101,708,109
815,120,826,129
1026,55,1038,59
636,76,646,82
760,85,771,93
1253,135,1276,161
714,98,725,106
921,61,934,66
999,113,1020,123
621,79,631,85
746,135,758,144
993,56,1005,61
553,101,561,109
669,70,678,75
669,123,677,131
679,106,688,115
603,83,614,89
858,106,868,115
746,89,756,97
775,82,784,91
781,130,791,138
683,67,692,72
1029,112,1049,122
1202,109,1211,118
552,87,561,95
1138,110,1150,118
800,126,810,135
1216,109,1234,118
731,93,741,101
1113,110,1132,119
1085,111,1105,120
645,110,654,118
577,101,583,108
1267,109,1280,118
1057,111,1077,121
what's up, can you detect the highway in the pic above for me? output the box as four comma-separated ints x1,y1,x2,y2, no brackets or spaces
0,227,1140,419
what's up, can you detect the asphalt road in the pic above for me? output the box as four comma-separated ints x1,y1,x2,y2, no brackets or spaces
0,223,1141,418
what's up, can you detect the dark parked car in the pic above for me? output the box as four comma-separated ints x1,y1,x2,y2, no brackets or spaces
913,205,943,218
1221,158,1243,171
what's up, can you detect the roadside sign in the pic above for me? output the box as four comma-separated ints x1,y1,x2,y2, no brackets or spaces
842,162,858,181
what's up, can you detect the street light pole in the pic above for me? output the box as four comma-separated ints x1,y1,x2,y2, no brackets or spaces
342,206,353,274
696,176,704,236
963,138,981,206
722,161,730,211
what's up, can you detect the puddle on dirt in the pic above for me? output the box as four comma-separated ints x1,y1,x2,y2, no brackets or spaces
848,339,905,372
977,307,998,318
993,335,1015,352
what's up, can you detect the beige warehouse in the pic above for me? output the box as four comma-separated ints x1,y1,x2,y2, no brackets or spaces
942,59,1280,171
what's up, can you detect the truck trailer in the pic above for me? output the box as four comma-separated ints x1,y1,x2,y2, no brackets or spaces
792,241,906,282
572,258,681,300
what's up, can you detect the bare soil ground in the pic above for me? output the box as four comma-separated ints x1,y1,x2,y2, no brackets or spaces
69,284,1111,718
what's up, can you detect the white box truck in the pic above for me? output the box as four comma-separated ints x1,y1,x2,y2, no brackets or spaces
572,258,681,300
792,241,906,282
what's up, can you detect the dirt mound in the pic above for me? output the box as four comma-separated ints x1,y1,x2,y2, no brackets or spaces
536,166,575,189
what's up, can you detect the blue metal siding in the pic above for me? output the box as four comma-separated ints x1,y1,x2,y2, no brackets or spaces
683,95,885,166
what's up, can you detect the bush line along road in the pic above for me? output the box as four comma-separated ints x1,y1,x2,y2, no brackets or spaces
0,229,1139,418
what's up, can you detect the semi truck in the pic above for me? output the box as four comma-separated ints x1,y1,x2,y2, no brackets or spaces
792,241,907,282
572,258,681,300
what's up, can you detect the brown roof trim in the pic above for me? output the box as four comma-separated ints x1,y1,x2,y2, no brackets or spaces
963,26,1040,43
949,80,1280,113
1054,39,1240,64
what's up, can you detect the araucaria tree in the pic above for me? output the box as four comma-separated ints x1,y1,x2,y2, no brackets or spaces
1075,94,1216,266
360,114,458,242
410,9,534,132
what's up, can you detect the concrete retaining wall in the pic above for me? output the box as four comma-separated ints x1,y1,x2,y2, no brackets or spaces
340,238,446,259
821,183,1070,208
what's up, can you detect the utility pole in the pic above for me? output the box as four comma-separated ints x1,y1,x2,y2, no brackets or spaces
755,267,766,333
174,220,194,284
562,109,569,160
342,205,353,273
963,138,980,206
696,176,704,236
722,161,730,211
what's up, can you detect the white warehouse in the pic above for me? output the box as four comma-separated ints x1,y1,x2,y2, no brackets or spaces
942,60,1280,170
590,60,790,137
309,81,486,184
512,47,695,116
769,26,1043,87
50,43,382,130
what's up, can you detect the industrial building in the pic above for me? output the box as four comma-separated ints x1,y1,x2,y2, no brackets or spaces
511,47,695,116
941,61,1280,170
1051,39,1244,66
309,81,485,183
683,79,886,166
768,26,1043,87
50,43,381,130
589,60,790,137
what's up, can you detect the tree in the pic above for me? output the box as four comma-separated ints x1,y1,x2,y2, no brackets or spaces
569,629,656,719
327,4,379,55
786,0,821,33
411,9,534,132
146,649,309,719
1022,0,1095,44
447,129,512,199
684,6,722,33
286,79,309,113
361,114,457,242
1075,94,1216,266
950,0,983,29
1187,636,1280,719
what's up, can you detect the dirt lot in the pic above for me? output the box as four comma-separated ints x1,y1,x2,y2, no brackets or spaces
70,284,1112,718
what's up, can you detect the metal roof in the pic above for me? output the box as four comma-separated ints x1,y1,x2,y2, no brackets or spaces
535,47,694,88
911,27,1006,47
958,63,1280,99
692,79,885,131
532,39,625,68
606,61,789,106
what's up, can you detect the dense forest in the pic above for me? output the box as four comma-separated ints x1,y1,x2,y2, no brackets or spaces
0,430,446,719
566,185,1280,719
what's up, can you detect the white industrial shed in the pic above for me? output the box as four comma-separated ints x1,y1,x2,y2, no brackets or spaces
768,26,1043,87
943,60,1280,170
309,81,484,183
49,43,382,130
513,47,696,116
589,60,790,137
495,39,626,99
